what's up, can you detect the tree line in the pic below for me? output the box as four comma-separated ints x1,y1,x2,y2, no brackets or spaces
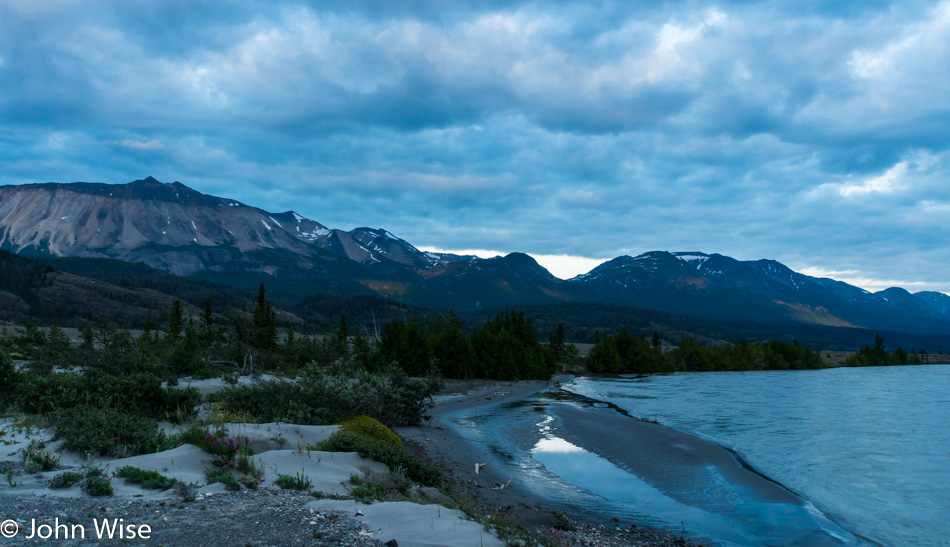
587,329,825,372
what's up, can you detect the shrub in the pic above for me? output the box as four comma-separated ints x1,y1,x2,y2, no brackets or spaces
82,476,113,497
205,469,241,491
312,430,440,487
11,369,199,419
115,466,179,490
22,442,61,472
53,406,169,457
49,471,83,489
275,470,312,491
348,474,386,502
173,427,246,462
0,350,18,407
339,416,403,450
237,475,260,489
216,367,438,428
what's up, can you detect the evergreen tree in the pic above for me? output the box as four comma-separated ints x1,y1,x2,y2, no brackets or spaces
652,330,660,348
335,313,349,360
142,311,155,335
168,300,183,340
202,295,214,329
251,284,277,351
549,322,566,363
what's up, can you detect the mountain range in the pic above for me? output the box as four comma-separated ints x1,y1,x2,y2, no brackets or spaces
2,176,949,335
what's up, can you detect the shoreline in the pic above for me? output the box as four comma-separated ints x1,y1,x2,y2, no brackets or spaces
402,374,859,546
398,375,702,546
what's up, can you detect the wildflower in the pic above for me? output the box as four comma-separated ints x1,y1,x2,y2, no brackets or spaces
259,478,265,483
213,439,221,446
205,432,212,439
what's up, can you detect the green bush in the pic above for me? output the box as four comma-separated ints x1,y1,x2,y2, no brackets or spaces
312,430,440,487
339,416,403,450
348,474,386,502
0,350,18,407
11,369,199,419
49,471,83,489
172,427,247,462
216,367,437,428
115,466,179,490
205,469,241,491
82,476,113,497
53,406,170,457
22,443,61,471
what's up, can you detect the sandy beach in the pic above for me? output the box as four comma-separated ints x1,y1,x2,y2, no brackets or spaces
397,376,701,546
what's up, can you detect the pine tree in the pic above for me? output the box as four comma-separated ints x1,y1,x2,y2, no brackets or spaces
652,330,660,349
202,295,214,329
168,299,183,340
548,322,565,363
335,313,349,360
252,284,277,350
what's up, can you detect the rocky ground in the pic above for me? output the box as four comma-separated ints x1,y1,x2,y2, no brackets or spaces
1,489,387,546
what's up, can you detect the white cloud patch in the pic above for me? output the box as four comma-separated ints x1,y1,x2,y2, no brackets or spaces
838,161,908,197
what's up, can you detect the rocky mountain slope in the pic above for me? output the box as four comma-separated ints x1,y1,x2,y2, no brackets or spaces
568,251,950,333
2,177,949,334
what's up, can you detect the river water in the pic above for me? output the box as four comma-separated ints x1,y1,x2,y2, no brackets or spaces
448,365,949,546
564,366,950,546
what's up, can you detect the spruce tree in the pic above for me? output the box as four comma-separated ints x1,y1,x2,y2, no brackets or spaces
202,295,214,328
252,284,277,350
335,313,349,360
168,299,183,340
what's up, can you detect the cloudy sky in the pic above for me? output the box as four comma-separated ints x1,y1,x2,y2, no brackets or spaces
1,1,949,291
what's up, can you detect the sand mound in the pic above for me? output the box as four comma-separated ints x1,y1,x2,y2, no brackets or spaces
307,499,505,547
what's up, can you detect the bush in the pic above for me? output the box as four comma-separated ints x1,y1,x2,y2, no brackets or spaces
115,466,179,490
53,406,170,457
348,474,386,502
11,369,199,419
22,443,61,472
216,367,438,428
174,427,245,461
205,469,241,491
0,350,18,407
312,430,440,487
82,476,113,497
49,471,83,489
338,416,403,450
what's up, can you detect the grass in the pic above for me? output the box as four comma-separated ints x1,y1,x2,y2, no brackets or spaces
348,474,387,503
275,470,312,491
115,466,179,490
236,451,263,479
22,442,61,472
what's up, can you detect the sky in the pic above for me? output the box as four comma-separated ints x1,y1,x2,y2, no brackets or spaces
1,1,949,290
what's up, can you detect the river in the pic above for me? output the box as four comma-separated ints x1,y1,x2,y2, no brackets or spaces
448,365,950,546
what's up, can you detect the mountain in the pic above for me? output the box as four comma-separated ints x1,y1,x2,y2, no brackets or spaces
421,252,580,308
2,177,949,336
568,251,950,333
